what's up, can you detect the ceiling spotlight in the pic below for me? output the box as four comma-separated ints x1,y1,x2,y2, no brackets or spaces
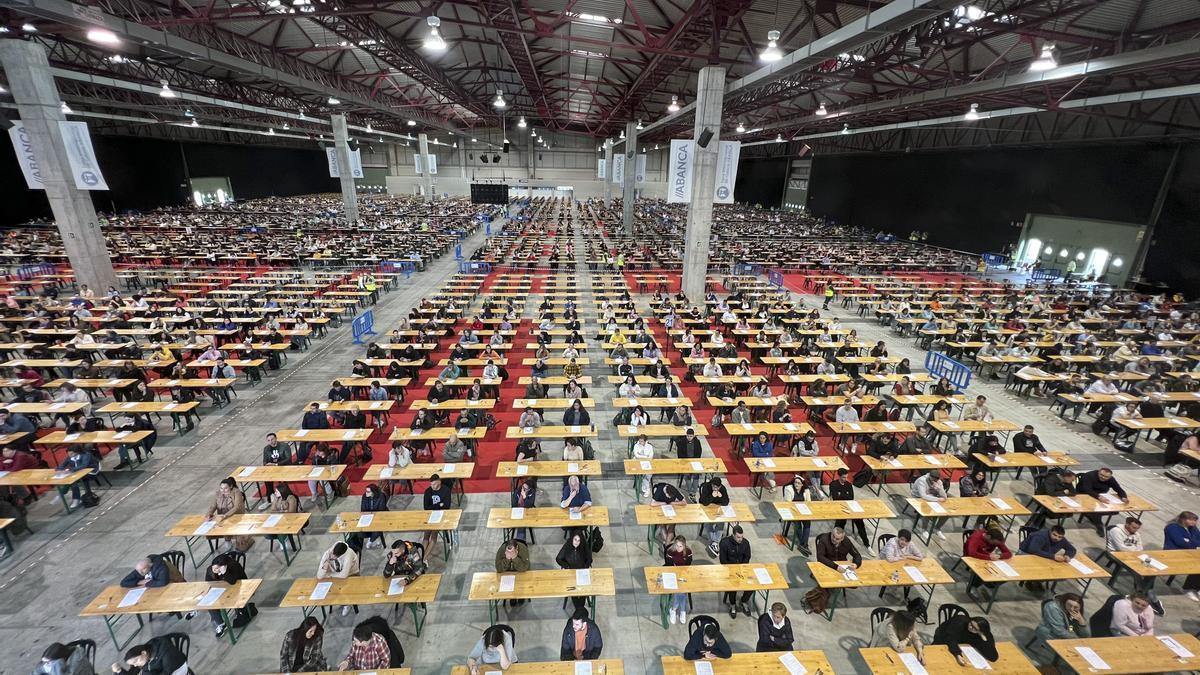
530,129,536,137
60,101,72,113
407,119,416,126
471,138,477,142
760,29,783,63
268,127,275,135
736,121,745,133
775,133,784,142
378,137,383,142
158,81,176,99
190,118,199,127
299,111,306,119
493,89,506,108
815,103,828,116
366,122,373,132
965,103,980,121
619,130,625,139
107,54,126,63
636,119,643,130
452,141,457,148
517,116,527,128
841,124,849,135
667,95,680,113
282,122,289,129
424,16,446,52
327,96,341,105
21,23,36,32
654,144,659,150
86,27,120,45
1029,43,1057,72
184,108,194,118
0,26,9,33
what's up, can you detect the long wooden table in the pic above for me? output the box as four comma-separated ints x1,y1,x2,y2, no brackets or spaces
328,510,461,560
229,464,347,509
633,503,756,552
961,553,1109,613
1048,633,1200,674
279,574,441,635
773,499,895,550
166,513,309,567
643,563,788,629
906,496,1030,544
450,661,623,675
80,580,260,648
661,652,832,674
468,568,616,624
0,468,91,513
809,557,954,621
860,642,1039,674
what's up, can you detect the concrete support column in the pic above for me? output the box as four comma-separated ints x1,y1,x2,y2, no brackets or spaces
459,140,467,179
621,121,638,235
417,133,434,202
330,114,359,224
0,40,117,292
682,65,726,302
603,139,613,204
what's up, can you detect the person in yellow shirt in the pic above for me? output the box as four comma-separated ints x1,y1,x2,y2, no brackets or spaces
563,358,582,379
608,327,627,346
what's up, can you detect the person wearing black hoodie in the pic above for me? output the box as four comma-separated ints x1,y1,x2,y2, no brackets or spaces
111,636,188,675
559,608,604,661
205,552,254,637
933,614,998,665
718,526,753,618
755,602,794,652
556,528,593,612
684,623,732,661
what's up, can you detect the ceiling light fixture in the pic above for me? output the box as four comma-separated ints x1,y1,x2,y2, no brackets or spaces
158,81,176,98
268,128,275,135
841,124,849,135
636,119,643,130
407,119,416,126
86,27,120,45
760,30,783,63
282,122,289,129
1029,43,1057,71
60,101,72,113
190,118,199,127
815,103,828,116
327,96,341,105
366,122,373,132
21,23,36,32
493,89,506,108
423,16,446,52
517,116,527,128
965,103,980,120
736,121,745,133
667,95,680,113
775,133,784,142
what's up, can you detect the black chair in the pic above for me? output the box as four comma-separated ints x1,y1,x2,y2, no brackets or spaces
688,614,719,639
227,549,246,570
160,550,186,579
875,533,895,557
163,633,193,675
938,603,968,626
64,639,95,670
870,606,894,637
1089,594,1122,638
1018,525,1038,548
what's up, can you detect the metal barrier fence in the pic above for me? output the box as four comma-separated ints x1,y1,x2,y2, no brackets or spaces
1031,268,1062,281
924,350,972,391
351,309,377,344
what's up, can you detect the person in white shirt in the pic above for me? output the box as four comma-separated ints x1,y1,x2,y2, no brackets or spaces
701,359,723,379
1106,517,1144,552
882,529,925,562
518,408,543,430
961,395,992,422
834,402,858,424
1085,376,1120,396
632,434,654,499
911,470,948,539
618,377,642,398
54,383,91,416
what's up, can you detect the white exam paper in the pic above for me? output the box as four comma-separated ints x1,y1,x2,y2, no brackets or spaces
263,514,283,528
443,463,456,472
576,569,591,586
961,645,992,670
118,588,145,608
899,652,929,675
510,507,525,520
197,587,227,607
661,571,678,590
690,461,703,471
754,567,773,585
516,464,529,475
1157,635,1195,658
1060,497,1082,508
388,578,406,596
1067,558,1093,574
778,651,808,675
904,565,928,583
193,520,217,536
309,581,332,601
661,505,676,518
847,500,864,513
1075,646,1111,670
357,514,374,528
427,511,445,524
990,497,1012,511
993,560,1019,577
498,575,516,593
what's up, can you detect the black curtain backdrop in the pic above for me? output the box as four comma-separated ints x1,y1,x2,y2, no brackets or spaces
806,142,1200,295
734,157,788,208
0,135,338,224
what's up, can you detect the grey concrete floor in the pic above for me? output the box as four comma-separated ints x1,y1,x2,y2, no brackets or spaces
3,208,1199,675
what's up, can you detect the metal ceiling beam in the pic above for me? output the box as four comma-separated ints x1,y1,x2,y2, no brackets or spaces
0,0,466,133
477,0,556,128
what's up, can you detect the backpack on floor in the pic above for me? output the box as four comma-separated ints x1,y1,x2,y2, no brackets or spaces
852,467,874,488
801,587,829,614
79,492,100,508
1166,463,1193,483
589,526,604,553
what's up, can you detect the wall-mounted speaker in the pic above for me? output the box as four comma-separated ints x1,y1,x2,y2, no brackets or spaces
696,128,713,148
481,155,489,163
493,154,501,163
502,141,510,153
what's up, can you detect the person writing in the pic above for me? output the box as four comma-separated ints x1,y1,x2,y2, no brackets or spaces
871,610,924,663
683,623,732,661
882,529,924,562
933,614,997,665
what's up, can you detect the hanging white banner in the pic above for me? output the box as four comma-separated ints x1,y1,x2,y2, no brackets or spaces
713,140,740,204
427,154,437,175
349,148,364,178
328,147,363,178
326,147,340,177
635,154,647,184
7,122,45,190
597,158,606,179
666,139,694,204
59,121,109,190
611,154,625,185
414,152,423,175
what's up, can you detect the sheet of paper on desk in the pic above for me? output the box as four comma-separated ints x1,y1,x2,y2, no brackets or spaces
776,506,793,519
1066,558,1093,574
904,566,929,583
889,458,903,468
576,569,591,586
510,507,525,520
1157,635,1195,658
990,498,1012,510
342,431,357,440
992,455,1007,464
197,586,227,607
64,434,80,441
571,426,581,433
927,501,947,514
942,421,959,429
813,458,827,467
1100,494,1122,504
516,464,529,475
842,569,858,581
357,514,373,528
661,572,678,590
778,651,807,675
498,575,516,593
661,505,676,518
379,467,393,479
1039,454,1057,464
899,651,928,675
443,463,456,472
388,578,406,596
690,461,704,471
114,431,130,439
569,510,583,520
1075,646,1112,670
961,645,992,670
925,455,941,465
693,661,714,675
567,463,580,473
763,458,776,468
306,467,324,478
1060,497,1082,508
574,662,593,675
1140,554,1168,571
238,466,256,477
294,429,308,438
754,567,774,585
795,503,812,515
720,505,735,518
993,560,1019,577
427,510,445,524
847,500,864,513
848,423,861,431
785,423,798,432
118,587,145,608
263,514,283,528
310,581,332,601
193,520,217,536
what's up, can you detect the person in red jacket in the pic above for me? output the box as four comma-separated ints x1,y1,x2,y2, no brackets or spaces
965,527,1012,595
